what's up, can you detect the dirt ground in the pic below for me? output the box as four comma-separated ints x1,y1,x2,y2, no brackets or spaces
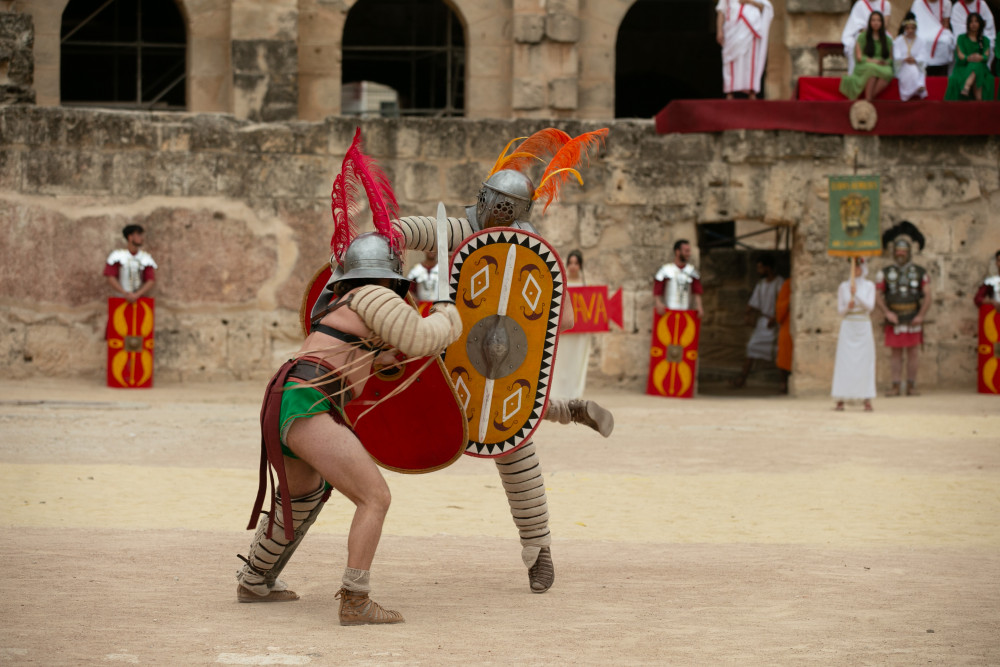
1,379,998,666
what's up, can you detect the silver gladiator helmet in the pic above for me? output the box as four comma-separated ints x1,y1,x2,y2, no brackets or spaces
331,232,409,297
471,169,535,229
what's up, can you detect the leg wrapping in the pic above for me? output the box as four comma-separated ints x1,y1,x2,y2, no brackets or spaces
495,441,550,568
544,398,614,437
237,484,326,596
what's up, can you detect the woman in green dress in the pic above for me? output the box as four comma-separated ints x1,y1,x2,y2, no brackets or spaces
945,12,995,101
839,11,894,101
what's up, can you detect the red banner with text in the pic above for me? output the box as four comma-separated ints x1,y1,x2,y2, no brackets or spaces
562,285,623,334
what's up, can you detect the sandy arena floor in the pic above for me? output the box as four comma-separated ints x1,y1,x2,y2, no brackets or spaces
1,379,998,665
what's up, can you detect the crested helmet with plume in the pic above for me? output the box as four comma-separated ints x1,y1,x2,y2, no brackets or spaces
474,127,609,228
329,128,409,294
882,220,926,254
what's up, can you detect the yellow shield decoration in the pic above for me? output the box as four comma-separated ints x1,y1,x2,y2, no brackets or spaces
444,229,565,457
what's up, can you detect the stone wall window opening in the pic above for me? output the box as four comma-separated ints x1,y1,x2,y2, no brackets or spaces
60,0,187,111
342,0,465,118
695,222,792,395
616,0,723,118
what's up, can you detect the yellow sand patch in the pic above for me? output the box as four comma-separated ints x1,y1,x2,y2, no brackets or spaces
2,462,997,546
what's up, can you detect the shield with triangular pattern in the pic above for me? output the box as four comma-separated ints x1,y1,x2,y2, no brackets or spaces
443,228,565,458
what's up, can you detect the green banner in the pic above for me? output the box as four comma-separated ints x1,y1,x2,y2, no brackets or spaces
828,175,882,257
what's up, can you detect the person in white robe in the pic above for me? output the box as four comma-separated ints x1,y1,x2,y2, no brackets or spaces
716,0,775,98
832,259,877,411
952,0,997,67
894,15,930,99
551,250,591,400
732,256,784,387
843,0,894,73
910,0,956,67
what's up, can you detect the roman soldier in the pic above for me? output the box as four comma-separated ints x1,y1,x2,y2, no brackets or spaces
875,222,931,396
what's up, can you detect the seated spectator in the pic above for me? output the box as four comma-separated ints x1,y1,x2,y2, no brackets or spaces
953,0,996,70
912,0,956,75
894,13,929,100
945,12,996,100
842,0,893,74
840,11,895,100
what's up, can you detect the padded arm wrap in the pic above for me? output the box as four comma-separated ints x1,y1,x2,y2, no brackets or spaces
350,285,463,357
395,215,476,253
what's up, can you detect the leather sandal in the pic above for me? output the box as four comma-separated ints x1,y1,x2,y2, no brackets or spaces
237,583,299,603
336,588,404,625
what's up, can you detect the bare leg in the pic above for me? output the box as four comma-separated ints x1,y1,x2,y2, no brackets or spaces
963,72,976,95
887,347,903,396
905,346,920,395
871,78,890,99
863,77,876,101
285,414,390,571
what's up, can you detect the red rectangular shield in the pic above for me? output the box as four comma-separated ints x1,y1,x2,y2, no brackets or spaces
107,297,155,388
646,309,700,399
978,303,1000,395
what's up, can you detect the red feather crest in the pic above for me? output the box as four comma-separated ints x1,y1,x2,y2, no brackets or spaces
330,128,403,266
533,128,609,212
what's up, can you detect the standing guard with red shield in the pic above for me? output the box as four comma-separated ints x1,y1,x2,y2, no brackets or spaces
104,224,157,388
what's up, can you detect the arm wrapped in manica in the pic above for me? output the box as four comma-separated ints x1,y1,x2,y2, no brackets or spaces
350,285,463,357
395,215,476,253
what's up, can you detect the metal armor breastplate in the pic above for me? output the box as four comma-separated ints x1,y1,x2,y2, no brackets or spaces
666,267,694,311
884,264,925,324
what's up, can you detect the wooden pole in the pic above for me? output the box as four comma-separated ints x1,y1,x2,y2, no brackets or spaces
849,256,857,305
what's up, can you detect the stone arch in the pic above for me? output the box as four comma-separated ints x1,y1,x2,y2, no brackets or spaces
60,0,188,109
578,1,634,119
297,0,348,121
26,0,229,112
615,0,722,118
184,0,232,113
429,0,510,119
340,0,467,117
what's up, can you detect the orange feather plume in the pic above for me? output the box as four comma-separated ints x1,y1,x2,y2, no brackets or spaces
533,128,609,212
493,128,572,176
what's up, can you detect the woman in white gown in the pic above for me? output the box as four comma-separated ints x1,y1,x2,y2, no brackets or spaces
832,258,877,412
552,250,591,399
894,13,929,100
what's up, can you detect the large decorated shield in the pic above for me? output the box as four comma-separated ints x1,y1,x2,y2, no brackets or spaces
978,303,1000,395
300,264,467,473
646,309,700,399
107,297,154,388
444,228,564,458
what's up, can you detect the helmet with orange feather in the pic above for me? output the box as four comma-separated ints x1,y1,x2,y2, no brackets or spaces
466,127,609,230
